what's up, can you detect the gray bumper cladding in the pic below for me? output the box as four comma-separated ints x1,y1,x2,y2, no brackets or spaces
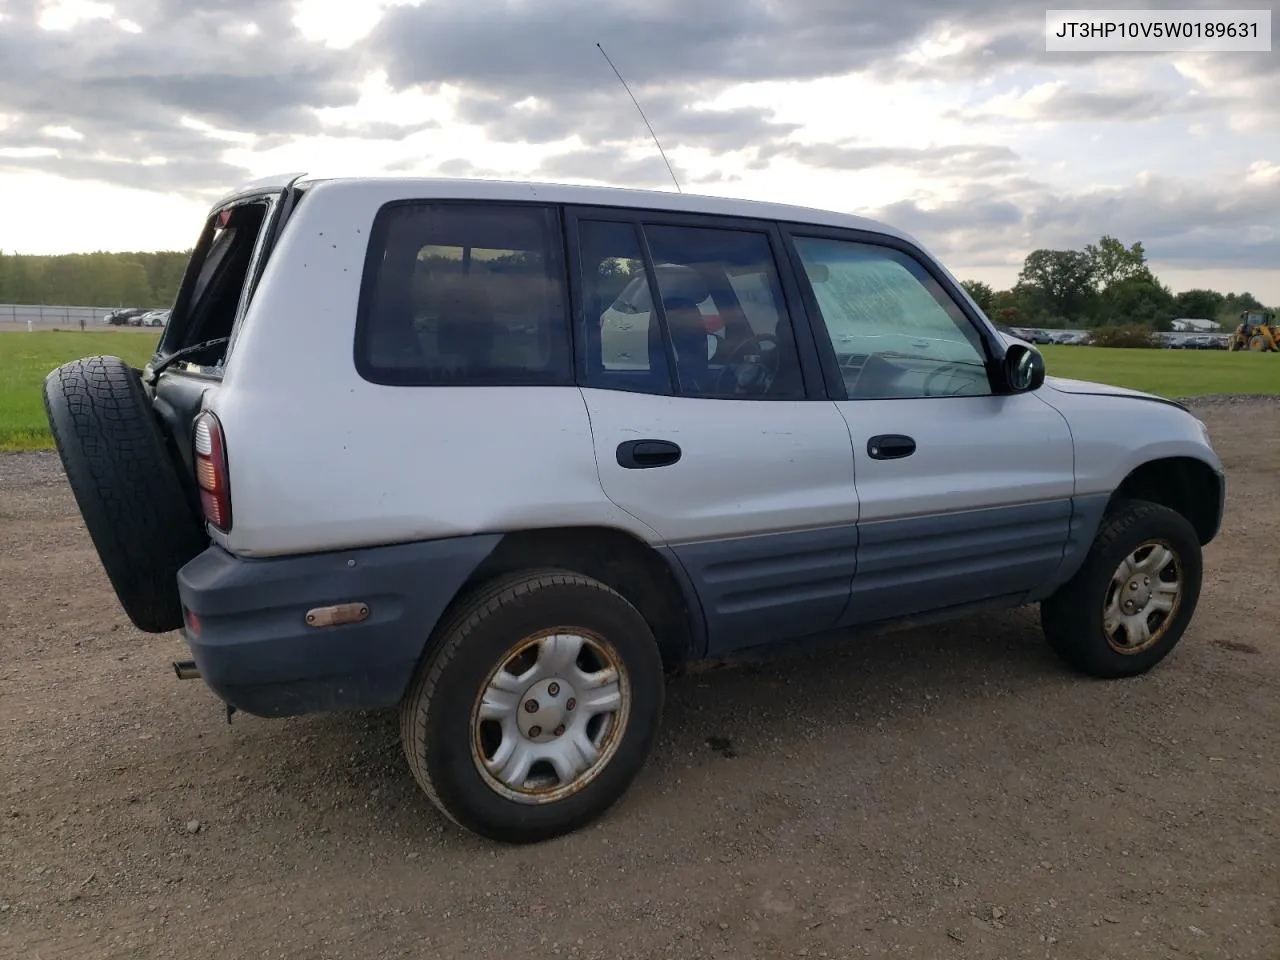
175,535,501,718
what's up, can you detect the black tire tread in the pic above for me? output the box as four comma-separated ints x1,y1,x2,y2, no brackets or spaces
43,356,208,633
1041,498,1201,678
398,569,651,837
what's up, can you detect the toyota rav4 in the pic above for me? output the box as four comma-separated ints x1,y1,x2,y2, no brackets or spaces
44,174,1226,844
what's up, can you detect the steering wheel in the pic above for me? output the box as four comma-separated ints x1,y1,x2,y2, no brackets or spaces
715,333,780,396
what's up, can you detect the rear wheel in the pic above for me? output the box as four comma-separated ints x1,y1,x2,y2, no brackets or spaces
1041,499,1202,678
399,570,665,843
43,356,208,633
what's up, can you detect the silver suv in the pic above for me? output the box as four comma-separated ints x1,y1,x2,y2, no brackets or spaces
44,174,1225,844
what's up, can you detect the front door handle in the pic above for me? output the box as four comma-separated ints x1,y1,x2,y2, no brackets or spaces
617,439,682,469
867,434,916,460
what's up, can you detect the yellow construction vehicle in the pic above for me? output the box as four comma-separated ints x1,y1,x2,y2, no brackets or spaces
1228,310,1279,352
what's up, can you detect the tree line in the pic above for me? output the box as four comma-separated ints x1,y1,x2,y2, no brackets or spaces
0,250,191,309
1,239,1273,330
960,235,1275,332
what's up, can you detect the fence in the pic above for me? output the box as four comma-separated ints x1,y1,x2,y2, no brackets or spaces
0,304,137,330
0,304,1225,348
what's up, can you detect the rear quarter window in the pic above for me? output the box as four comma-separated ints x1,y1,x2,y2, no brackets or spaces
355,201,573,386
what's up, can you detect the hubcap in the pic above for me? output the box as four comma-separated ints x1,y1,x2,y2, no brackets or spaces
471,631,629,804
1103,540,1183,654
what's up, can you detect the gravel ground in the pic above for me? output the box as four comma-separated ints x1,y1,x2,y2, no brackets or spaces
1,397,1277,960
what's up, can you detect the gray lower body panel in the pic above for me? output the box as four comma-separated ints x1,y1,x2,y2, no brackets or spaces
676,499,1086,654
671,526,859,656
176,535,501,717
1025,492,1111,601
839,499,1074,627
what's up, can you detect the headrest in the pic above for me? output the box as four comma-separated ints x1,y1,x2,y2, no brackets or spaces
654,264,712,307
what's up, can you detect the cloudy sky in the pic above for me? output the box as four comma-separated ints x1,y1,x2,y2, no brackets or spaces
1,0,1277,300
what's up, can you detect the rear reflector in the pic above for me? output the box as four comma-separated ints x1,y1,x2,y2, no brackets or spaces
305,603,370,628
193,412,232,532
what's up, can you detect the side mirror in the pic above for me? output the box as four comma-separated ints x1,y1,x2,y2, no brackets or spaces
1003,343,1045,393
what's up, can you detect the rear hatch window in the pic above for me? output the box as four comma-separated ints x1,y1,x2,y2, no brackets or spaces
155,192,293,376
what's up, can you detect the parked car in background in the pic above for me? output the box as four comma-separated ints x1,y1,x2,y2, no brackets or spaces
1192,334,1228,350
1016,328,1054,344
996,326,1035,349
139,310,170,328
103,307,147,326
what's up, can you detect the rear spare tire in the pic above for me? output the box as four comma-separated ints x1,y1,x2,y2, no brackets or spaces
43,356,208,633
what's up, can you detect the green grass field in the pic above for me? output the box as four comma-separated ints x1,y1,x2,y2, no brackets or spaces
0,331,1276,451
1036,344,1278,398
1,331,161,450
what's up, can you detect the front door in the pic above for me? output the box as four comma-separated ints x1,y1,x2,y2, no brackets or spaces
783,230,1077,626
567,210,860,654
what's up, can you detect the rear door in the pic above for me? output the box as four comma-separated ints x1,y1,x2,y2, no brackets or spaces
149,177,303,474
781,227,1077,626
566,207,860,655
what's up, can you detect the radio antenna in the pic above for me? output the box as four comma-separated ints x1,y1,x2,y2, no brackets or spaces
596,41,682,193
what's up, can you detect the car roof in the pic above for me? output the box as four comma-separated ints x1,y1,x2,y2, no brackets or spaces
217,173,919,246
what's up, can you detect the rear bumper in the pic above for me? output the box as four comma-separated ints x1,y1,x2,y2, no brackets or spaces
175,535,500,718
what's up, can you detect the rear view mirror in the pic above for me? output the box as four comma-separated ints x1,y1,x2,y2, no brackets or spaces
1003,343,1045,393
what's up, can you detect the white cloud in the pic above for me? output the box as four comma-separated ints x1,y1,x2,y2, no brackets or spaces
0,146,60,159
312,70,456,132
0,0,1276,303
0,170,206,254
962,80,1067,122
902,25,985,66
40,124,83,140
1245,160,1280,185
37,0,114,31
293,0,399,50
178,116,255,145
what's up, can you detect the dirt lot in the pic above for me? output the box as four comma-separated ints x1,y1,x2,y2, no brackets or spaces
1,397,1277,960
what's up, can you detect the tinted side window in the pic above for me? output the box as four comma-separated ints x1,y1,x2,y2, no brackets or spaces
643,225,805,399
792,237,992,400
356,203,571,386
579,220,674,395
580,220,805,400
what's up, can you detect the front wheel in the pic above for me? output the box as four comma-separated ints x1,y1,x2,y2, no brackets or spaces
1041,499,1203,678
399,570,665,843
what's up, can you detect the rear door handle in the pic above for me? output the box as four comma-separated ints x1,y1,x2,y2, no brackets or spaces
617,439,682,469
867,434,916,460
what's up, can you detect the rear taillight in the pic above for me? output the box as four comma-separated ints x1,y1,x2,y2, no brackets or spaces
193,412,231,532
